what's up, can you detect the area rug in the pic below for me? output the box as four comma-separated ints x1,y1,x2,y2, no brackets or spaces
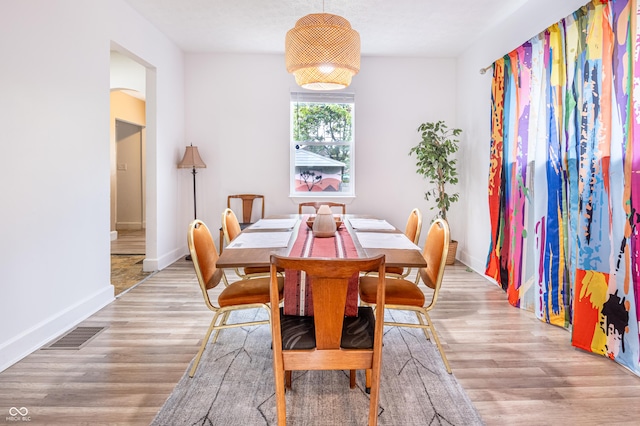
110,254,151,295
151,309,484,426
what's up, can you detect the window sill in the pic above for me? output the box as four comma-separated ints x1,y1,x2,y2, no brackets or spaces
289,195,355,204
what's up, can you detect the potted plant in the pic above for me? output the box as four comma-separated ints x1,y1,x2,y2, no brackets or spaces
409,120,461,264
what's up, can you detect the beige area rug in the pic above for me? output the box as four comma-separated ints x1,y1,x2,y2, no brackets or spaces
111,255,151,295
151,308,484,426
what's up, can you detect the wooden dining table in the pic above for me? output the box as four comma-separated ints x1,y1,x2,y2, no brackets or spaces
217,213,426,316
216,214,426,269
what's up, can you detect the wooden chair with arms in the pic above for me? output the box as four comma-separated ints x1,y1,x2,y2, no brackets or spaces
298,201,346,215
187,219,284,378
359,218,452,373
219,194,265,253
269,255,386,426
229,193,264,224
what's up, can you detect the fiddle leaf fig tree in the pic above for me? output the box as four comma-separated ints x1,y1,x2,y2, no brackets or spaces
409,120,461,221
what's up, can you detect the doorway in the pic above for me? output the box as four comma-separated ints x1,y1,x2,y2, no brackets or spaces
111,119,149,295
115,120,145,233
110,48,150,295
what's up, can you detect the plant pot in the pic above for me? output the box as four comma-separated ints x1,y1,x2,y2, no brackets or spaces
446,240,458,265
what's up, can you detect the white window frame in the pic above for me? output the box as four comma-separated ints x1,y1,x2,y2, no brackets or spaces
289,91,355,200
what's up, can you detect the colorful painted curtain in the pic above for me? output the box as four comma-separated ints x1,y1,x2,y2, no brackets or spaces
486,0,640,375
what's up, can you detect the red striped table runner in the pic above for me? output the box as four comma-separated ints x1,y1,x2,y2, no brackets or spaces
283,218,359,316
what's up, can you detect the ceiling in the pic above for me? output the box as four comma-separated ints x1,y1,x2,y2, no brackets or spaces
122,0,530,57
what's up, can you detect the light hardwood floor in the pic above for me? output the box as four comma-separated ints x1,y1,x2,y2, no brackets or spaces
111,229,145,255
1,260,639,425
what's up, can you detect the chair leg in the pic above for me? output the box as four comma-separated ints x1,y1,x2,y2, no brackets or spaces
350,370,356,389
274,367,287,425
285,370,292,389
211,311,231,344
189,314,219,378
416,311,431,341
365,369,372,394
424,312,452,374
368,354,382,424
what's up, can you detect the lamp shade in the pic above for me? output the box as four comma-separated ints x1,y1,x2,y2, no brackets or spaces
178,145,207,169
285,13,360,90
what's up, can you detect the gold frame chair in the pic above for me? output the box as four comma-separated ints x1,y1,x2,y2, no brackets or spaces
359,218,452,373
221,208,275,279
187,219,283,377
368,208,422,279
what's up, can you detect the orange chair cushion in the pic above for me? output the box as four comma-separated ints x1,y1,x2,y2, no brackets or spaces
243,266,284,275
359,276,425,307
384,266,404,276
218,276,284,307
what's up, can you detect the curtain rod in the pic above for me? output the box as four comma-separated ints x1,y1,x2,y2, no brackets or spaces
479,65,493,75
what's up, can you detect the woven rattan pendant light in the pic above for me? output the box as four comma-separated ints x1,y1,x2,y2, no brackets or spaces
285,10,360,90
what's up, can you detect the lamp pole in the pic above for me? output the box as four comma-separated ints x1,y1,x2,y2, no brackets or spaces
178,144,207,261
191,166,198,220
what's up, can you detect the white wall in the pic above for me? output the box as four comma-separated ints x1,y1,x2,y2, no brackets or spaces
183,53,458,249
0,0,186,372
110,51,146,98
455,0,590,273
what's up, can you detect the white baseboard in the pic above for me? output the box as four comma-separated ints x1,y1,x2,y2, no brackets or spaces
110,230,118,241
0,285,114,373
143,246,188,272
458,247,481,273
115,222,143,230
457,249,497,285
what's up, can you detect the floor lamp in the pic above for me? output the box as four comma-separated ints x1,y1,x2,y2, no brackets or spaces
178,144,207,260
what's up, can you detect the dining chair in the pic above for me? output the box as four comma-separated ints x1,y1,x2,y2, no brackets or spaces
221,208,274,279
219,194,265,253
269,254,386,426
228,193,264,222
298,201,346,215
187,219,284,378
368,208,422,279
358,218,452,373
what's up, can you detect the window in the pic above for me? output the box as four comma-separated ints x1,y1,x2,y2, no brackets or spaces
290,91,355,196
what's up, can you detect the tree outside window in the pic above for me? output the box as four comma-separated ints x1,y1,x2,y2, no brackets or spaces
291,92,354,195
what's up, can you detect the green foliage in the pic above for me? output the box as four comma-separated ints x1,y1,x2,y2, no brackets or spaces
293,103,353,143
293,103,352,165
409,120,461,220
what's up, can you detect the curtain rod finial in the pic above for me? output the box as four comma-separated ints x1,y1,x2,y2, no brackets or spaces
479,65,492,75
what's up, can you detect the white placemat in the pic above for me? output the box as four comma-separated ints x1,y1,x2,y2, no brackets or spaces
348,218,396,231
248,218,298,230
226,231,292,249
356,232,421,250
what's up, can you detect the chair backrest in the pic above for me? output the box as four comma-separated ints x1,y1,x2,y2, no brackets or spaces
221,208,242,244
404,208,423,245
298,201,346,215
227,194,264,224
269,255,385,424
418,218,450,307
188,219,225,310
270,255,385,350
